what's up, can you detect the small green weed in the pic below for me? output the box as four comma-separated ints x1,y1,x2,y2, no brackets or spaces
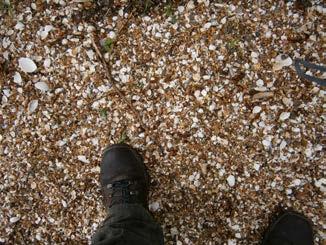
226,39,239,53
99,108,107,119
143,0,154,13
136,81,144,88
118,131,128,144
164,3,177,23
164,4,173,17
103,38,114,52
170,15,177,24
0,0,14,17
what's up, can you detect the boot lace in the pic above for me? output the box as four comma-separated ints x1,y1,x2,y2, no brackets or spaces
106,179,141,207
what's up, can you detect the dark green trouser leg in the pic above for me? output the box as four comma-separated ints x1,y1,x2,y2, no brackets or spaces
92,204,164,245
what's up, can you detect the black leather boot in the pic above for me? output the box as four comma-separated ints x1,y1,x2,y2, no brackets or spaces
262,211,313,245
100,144,149,209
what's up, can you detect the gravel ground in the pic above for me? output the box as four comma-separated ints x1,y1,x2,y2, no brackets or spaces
0,0,325,244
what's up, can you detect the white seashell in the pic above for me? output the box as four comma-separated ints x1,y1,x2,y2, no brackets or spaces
10,217,20,223
292,179,301,186
2,96,8,104
208,45,216,50
251,52,259,58
108,31,116,39
18,58,37,73
15,22,25,30
43,58,51,68
227,175,235,187
178,6,185,13
316,6,326,15
262,138,272,149
256,79,264,87
28,100,38,113
77,155,89,164
279,112,290,121
61,200,67,208
86,50,95,60
193,73,201,82
30,182,37,189
186,0,195,10
252,106,262,114
253,163,261,171
35,81,50,92
2,37,11,48
280,140,287,150
13,72,22,84
204,22,211,29
282,97,293,107
149,202,160,212
273,55,293,71
315,178,326,192
38,25,53,40
3,89,10,97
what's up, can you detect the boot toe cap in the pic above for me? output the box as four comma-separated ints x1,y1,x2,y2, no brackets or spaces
100,144,147,185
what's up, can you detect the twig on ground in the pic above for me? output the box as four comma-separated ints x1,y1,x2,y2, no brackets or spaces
90,34,164,156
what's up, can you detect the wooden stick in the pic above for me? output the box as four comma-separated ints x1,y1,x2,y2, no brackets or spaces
91,35,164,156
90,37,140,119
